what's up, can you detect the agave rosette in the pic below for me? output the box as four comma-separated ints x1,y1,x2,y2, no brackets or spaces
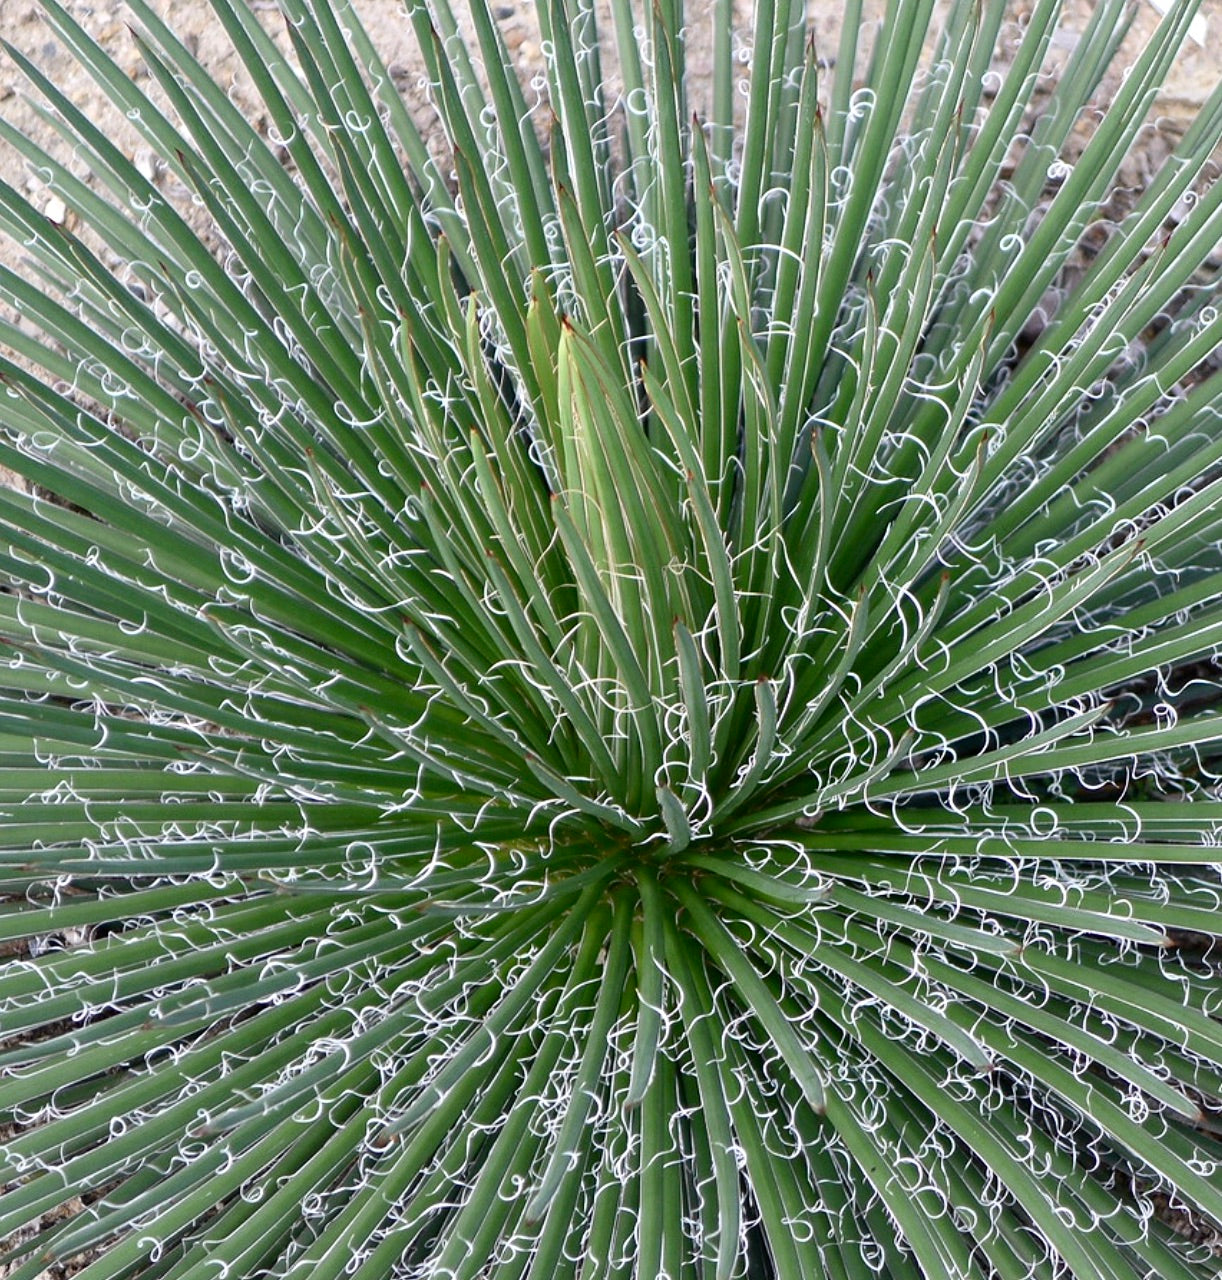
0,0,1220,1276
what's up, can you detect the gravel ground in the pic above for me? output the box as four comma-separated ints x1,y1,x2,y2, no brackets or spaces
0,0,1218,259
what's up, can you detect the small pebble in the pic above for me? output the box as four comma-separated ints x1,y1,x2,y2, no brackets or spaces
135,149,158,183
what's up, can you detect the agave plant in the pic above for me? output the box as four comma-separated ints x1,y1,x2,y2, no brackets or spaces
0,0,1220,1275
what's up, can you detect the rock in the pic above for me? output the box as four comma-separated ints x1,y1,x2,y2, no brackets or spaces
134,148,158,183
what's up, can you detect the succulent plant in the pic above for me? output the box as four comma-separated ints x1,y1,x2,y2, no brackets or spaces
0,0,1220,1276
